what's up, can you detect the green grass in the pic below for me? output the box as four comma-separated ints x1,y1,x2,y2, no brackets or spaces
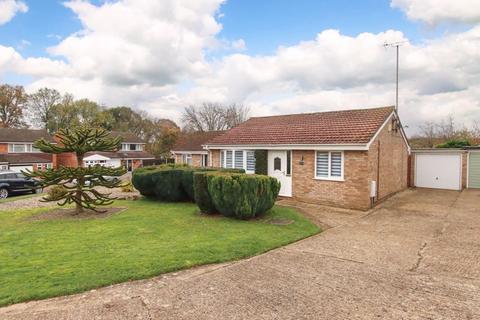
0,199,319,306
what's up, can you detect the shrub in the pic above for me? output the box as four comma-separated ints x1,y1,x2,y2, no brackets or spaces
206,173,280,219
150,168,187,201
132,165,245,202
45,185,68,201
436,139,471,148
132,166,158,197
121,180,135,193
193,172,216,214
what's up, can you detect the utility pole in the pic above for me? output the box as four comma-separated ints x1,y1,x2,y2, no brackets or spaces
384,41,407,113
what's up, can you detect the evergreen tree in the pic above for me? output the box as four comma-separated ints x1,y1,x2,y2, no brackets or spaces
26,126,126,214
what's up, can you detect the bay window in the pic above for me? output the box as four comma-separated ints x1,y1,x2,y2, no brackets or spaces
315,151,344,180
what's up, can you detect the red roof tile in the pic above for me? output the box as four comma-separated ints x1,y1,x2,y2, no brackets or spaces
206,106,395,146
172,131,226,152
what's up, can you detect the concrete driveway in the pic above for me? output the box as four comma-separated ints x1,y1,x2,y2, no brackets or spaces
2,189,480,319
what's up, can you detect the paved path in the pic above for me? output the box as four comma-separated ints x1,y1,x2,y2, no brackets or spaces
2,189,480,319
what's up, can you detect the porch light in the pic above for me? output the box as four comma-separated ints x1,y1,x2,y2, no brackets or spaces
299,155,304,165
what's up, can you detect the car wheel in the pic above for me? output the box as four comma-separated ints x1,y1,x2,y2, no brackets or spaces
0,188,9,199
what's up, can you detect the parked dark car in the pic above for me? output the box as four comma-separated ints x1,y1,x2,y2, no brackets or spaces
0,171,41,199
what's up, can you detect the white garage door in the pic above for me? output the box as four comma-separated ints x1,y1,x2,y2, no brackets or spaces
9,165,33,173
415,154,462,190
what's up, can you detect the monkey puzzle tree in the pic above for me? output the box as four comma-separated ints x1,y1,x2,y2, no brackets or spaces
25,126,127,214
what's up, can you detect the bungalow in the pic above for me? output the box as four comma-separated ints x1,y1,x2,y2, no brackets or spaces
58,131,154,171
0,128,56,172
171,131,225,167
204,106,410,210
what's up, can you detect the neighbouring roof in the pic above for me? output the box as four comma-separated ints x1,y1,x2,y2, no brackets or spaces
0,153,53,164
206,106,395,146
0,128,55,143
110,131,145,144
84,151,155,160
172,131,226,152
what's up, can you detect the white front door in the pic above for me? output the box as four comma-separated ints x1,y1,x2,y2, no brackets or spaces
268,150,292,197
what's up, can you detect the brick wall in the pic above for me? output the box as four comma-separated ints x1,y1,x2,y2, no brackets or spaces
174,153,205,167
462,152,468,188
132,159,142,170
368,120,409,201
210,150,221,167
0,143,7,153
56,152,78,168
291,150,371,210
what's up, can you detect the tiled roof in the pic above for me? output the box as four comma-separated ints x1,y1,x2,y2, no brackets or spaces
84,151,155,159
206,106,395,146
0,128,55,143
172,131,225,152
110,131,145,143
0,153,53,164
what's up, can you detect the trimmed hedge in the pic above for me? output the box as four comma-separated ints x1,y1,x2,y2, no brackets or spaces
193,172,216,214
133,164,279,219
132,164,244,202
205,172,281,219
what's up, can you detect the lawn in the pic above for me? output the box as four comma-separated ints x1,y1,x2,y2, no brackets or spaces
0,199,319,306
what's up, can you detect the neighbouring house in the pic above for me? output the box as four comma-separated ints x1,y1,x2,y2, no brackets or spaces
171,131,225,167
57,131,154,171
0,128,56,172
204,106,410,210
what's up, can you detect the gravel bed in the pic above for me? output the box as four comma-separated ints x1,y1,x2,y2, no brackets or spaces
0,187,141,211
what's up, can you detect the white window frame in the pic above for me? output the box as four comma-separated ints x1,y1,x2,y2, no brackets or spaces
314,151,344,181
8,143,41,153
182,153,192,165
220,150,255,174
201,154,208,167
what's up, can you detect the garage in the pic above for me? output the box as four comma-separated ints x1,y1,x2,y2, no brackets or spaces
414,152,462,191
9,165,33,173
468,151,480,188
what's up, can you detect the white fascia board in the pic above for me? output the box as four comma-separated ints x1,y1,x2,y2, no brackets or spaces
83,154,112,161
203,144,368,151
366,111,411,153
171,151,208,155
412,148,466,154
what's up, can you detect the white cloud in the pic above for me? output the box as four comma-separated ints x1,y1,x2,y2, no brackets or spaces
391,0,480,25
0,0,28,25
46,0,225,86
186,27,480,133
1,0,479,135
231,39,246,51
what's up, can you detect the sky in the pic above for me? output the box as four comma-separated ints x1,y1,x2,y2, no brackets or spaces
0,0,479,135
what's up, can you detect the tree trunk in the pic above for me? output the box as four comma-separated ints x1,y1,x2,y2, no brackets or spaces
75,154,84,214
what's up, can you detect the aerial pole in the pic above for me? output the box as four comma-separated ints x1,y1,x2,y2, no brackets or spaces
384,41,407,113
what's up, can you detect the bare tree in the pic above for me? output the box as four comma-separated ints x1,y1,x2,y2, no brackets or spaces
28,87,62,131
473,121,480,139
436,115,456,140
224,104,250,129
182,102,249,132
418,121,437,148
0,84,28,128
